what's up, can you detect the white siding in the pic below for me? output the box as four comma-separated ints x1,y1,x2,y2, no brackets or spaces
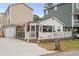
39,18,63,32
38,17,64,39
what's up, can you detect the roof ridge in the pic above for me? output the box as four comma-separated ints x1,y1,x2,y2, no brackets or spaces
10,3,33,10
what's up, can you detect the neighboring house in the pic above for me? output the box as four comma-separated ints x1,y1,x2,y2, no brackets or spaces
44,3,79,34
4,3,33,25
2,3,33,38
0,13,5,37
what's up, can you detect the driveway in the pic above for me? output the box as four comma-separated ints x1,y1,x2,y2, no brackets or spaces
0,38,56,56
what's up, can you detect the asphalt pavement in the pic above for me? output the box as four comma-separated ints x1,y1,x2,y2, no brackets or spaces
43,50,79,56
0,38,56,56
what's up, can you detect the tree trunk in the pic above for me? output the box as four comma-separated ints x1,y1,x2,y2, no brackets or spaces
54,39,61,50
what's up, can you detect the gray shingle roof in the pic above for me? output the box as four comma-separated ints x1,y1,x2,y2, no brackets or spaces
30,16,65,25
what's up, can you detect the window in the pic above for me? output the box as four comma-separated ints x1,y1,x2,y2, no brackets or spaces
52,25,55,32
54,6,57,10
76,3,79,9
63,27,66,31
65,28,71,31
57,26,61,31
36,25,39,31
45,10,48,15
43,26,52,32
16,26,25,38
74,15,79,19
73,28,78,33
31,26,35,31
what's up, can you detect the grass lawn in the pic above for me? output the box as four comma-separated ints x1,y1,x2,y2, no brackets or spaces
37,39,79,51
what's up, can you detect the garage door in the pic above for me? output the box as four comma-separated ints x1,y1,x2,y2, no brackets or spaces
4,26,16,38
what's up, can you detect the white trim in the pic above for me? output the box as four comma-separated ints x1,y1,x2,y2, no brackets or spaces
29,24,31,39
72,3,74,28
38,24,40,40
38,16,65,25
35,25,36,39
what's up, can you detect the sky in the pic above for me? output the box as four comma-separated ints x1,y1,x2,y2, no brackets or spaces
0,3,45,17
27,3,45,17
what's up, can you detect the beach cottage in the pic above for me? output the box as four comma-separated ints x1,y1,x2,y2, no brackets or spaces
25,16,65,40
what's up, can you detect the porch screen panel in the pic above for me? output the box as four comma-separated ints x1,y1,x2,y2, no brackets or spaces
30,25,35,37
31,26,35,31
16,26,25,38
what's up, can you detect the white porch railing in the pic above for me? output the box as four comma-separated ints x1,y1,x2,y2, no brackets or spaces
38,31,72,40
26,31,72,40
74,19,79,25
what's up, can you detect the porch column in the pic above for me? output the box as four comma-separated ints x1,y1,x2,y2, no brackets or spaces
35,25,36,39
26,24,31,43
24,25,28,41
24,22,30,42
37,24,41,46
52,26,53,38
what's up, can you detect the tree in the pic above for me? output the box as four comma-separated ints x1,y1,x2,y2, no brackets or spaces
33,14,42,21
44,3,53,9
